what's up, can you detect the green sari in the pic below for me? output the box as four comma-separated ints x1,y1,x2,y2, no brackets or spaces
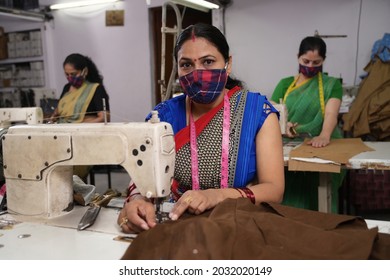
272,73,344,213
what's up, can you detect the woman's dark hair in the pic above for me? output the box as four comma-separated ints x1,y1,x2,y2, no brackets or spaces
63,53,103,84
298,36,327,59
174,23,243,89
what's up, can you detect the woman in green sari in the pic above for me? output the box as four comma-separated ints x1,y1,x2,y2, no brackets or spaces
271,36,343,213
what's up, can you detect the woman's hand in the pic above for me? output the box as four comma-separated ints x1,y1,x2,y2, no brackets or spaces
118,196,156,233
169,189,222,221
285,122,298,138
307,135,330,148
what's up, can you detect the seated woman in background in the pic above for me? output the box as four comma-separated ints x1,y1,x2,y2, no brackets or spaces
50,53,110,124
50,53,111,182
271,36,344,213
118,23,285,233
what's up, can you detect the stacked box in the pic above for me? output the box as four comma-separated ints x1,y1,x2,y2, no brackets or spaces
7,30,42,59
11,0,39,10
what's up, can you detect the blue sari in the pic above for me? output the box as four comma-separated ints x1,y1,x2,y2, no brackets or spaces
146,86,278,200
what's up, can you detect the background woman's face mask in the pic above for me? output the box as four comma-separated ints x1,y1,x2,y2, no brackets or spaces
67,74,85,88
299,64,322,78
179,67,228,104
66,68,86,88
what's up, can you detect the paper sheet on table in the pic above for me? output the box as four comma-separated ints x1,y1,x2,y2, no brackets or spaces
288,138,374,173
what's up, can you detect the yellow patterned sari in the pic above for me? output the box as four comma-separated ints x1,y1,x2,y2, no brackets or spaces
57,82,99,123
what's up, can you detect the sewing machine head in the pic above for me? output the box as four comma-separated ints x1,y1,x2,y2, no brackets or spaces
0,107,44,185
0,107,43,129
2,118,175,218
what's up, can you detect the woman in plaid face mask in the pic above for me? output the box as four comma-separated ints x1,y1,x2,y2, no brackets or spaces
179,62,228,104
118,23,284,234
49,53,111,182
271,36,344,213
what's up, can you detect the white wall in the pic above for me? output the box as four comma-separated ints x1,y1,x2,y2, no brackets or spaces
43,0,156,122
1,0,389,121
226,0,390,96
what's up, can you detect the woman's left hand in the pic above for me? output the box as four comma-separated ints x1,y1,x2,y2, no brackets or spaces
169,189,221,221
307,135,330,148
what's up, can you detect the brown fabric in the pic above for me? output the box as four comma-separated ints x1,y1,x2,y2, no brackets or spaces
121,198,390,260
342,59,390,140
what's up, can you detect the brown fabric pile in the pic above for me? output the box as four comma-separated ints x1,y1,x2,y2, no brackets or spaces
121,198,390,260
342,59,390,140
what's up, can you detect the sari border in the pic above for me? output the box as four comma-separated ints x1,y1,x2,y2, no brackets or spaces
174,86,240,151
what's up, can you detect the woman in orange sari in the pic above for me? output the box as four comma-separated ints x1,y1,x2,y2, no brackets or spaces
118,23,284,233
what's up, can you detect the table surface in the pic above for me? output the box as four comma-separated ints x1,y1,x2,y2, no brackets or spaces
347,141,390,169
283,141,390,170
0,207,134,260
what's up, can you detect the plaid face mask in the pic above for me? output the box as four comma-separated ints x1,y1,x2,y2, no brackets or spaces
299,64,323,78
179,68,228,104
67,74,85,88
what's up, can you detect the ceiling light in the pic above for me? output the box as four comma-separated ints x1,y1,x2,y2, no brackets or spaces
50,0,121,10
170,0,219,12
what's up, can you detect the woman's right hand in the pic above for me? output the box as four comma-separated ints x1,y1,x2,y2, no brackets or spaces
285,122,298,138
117,196,157,233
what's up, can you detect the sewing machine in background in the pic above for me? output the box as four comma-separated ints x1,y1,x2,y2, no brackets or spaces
2,112,175,218
0,107,44,187
0,107,43,129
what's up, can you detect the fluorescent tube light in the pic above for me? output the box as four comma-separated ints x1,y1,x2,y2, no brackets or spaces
170,0,219,12
50,0,121,10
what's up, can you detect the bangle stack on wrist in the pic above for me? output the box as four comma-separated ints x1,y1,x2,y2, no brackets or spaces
234,187,256,204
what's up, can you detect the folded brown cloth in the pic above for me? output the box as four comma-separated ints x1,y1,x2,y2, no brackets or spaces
121,198,390,260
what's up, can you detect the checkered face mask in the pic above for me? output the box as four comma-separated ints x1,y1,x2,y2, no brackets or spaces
67,74,85,88
299,64,322,78
179,67,228,104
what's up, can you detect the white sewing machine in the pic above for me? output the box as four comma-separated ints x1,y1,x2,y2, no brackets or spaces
0,107,43,129
0,107,44,185
2,114,175,218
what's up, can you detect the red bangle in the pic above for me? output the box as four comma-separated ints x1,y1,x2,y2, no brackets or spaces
233,188,245,198
241,187,256,204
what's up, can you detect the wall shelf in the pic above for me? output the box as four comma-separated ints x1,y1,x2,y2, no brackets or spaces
0,6,52,22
